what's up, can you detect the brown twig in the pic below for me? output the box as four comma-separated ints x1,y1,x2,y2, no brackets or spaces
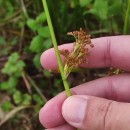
21,71,32,94
26,74,47,103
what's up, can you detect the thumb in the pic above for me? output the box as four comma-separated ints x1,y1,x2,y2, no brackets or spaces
62,95,130,130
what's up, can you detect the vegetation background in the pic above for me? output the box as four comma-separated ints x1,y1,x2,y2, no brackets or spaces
0,0,129,130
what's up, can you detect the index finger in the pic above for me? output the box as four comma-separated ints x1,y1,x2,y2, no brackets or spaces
40,36,130,71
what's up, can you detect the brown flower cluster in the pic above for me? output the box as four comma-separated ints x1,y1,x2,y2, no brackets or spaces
108,68,122,75
60,28,94,78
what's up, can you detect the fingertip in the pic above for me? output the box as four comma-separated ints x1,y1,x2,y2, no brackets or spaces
39,106,44,126
39,100,59,128
40,48,57,70
39,103,50,128
40,43,73,70
62,95,87,125
40,50,48,69
39,93,67,128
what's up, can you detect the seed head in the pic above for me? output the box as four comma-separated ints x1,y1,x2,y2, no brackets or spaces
60,28,94,78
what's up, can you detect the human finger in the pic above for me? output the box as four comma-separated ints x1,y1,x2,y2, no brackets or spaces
39,74,130,128
41,36,130,71
62,95,130,130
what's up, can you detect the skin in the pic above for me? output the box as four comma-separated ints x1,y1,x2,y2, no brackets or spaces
39,36,130,130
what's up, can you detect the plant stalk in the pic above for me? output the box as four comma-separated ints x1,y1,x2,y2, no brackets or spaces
42,0,71,97
123,0,130,34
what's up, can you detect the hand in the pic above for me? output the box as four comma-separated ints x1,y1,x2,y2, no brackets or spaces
39,36,130,130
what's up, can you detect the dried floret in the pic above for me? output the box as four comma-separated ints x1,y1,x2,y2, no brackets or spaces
60,28,94,78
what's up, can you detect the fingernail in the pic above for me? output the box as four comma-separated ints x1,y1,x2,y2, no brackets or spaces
62,96,87,123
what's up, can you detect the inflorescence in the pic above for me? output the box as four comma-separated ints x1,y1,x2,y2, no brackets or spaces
60,28,94,78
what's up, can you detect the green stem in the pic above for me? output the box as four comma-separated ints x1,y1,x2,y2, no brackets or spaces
42,0,71,97
123,0,130,34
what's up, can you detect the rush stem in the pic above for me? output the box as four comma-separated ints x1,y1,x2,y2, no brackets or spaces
42,0,71,97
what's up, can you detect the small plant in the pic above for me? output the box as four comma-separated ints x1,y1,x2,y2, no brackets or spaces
60,28,94,78
42,0,71,96
42,1,94,130
0,53,32,108
42,0,94,97
1,52,25,92
27,12,52,68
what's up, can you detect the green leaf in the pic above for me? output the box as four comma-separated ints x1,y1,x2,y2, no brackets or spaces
2,52,24,76
33,54,41,68
38,26,50,38
79,0,92,7
29,35,43,53
22,94,31,105
2,63,17,75
16,61,25,71
13,91,22,105
89,0,108,20
5,1,14,17
27,19,39,31
33,94,44,105
36,12,47,23
43,70,51,78
108,0,122,16
8,77,18,88
8,52,19,63
0,82,9,90
43,39,52,49
1,101,12,112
